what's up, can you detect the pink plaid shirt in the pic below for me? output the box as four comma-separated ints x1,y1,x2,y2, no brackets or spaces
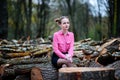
53,30,74,59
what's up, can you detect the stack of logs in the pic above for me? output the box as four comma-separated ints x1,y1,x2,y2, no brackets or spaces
0,38,57,80
73,38,120,80
0,37,120,80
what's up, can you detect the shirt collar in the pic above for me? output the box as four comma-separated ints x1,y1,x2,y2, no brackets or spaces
59,30,70,35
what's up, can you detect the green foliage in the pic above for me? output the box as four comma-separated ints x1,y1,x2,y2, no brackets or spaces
88,23,106,40
88,26,96,40
6,0,110,41
113,0,117,36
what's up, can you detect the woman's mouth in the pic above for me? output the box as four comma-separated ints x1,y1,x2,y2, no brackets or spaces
65,26,68,28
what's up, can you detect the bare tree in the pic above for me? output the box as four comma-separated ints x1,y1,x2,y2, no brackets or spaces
0,0,8,39
107,0,120,37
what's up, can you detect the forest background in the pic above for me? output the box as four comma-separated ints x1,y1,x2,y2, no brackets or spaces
0,0,120,41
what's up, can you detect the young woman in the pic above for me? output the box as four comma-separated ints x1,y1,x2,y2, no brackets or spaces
51,16,76,69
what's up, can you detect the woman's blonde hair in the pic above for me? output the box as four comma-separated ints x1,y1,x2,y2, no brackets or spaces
54,16,69,25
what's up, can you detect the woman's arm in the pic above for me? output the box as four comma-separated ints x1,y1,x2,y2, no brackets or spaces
53,33,66,59
68,32,74,57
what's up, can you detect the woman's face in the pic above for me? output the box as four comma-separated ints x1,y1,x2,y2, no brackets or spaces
60,18,70,30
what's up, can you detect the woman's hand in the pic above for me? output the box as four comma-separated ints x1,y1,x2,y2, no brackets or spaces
65,54,73,62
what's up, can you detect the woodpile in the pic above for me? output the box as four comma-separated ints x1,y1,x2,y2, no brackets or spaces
0,37,120,80
73,38,120,80
0,38,58,80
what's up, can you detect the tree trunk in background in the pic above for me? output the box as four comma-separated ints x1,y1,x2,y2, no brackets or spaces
116,0,120,37
84,3,89,38
14,0,23,39
26,0,32,37
0,0,8,39
14,0,20,39
39,0,45,38
97,0,102,40
108,0,120,38
113,0,120,37
113,0,117,37
108,0,114,38
37,0,45,38
37,0,49,38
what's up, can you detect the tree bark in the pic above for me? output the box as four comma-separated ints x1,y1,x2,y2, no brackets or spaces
116,0,120,37
3,57,49,65
2,47,51,59
0,0,8,39
3,63,58,80
58,67,115,80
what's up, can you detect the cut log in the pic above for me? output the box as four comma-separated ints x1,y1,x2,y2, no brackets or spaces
106,60,120,80
0,65,5,80
14,75,30,80
31,47,52,57
3,63,58,80
3,47,52,59
58,67,115,80
5,57,49,65
104,40,120,57
96,53,116,66
0,64,10,80
31,67,43,80
97,39,117,55
0,58,6,64
98,39,117,51
3,51,31,58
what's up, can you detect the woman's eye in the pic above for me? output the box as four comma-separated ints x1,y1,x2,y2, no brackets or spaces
63,22,69,24
62,22,66,24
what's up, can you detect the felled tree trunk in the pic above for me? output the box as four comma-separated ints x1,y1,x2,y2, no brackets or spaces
5,57,49,65
3,52,31,58
106,60,120,80
31,67,43,80
3,47,51,59
96,38,120,66
3,63,58,80
14,75,30,80
96,54,116,66
58,67,115,80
